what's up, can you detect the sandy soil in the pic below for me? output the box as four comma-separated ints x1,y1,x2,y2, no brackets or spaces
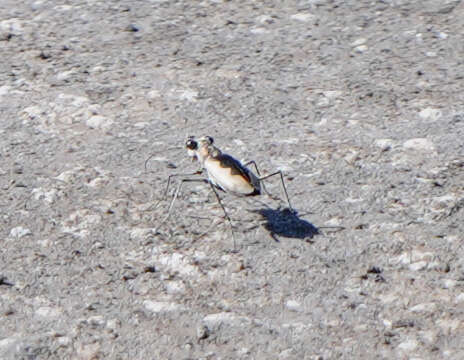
1,0,464,359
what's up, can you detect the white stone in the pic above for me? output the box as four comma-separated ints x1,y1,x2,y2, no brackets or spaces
315,117,328,127
325,217,343,227
411,250,434,262
233,139,245,147
383,319,392,328
238,347,251,356
345,197,364,203
316,96,330,107
147,89,161,99
54,5,73,11
250,27,270,34
392,253,410,265
0,337,17,348
0,85,10,97
279,348,296,359
86,177,108,187
419,107,442,121
344,151,359,164
446,235,459,243
256,15,274,24
55,168,81,183
0,337,19,355
31,1,46,10
32,187,58,203
75,342,100,360
437,32,448,39
165,281,186,294
0,18,23,36
106,319,121,330
430,194,459,211
91,65,105,73
193,251,207,263
410,302,437,313
37,239,52,247
215,69,242,79
86,115,114,129
202,312,250,331
62,210,102,233
177,89,198,102
403,138,435,151
354,45,368,53
374,138,394,151
36,306,62,318
442,350,454,357
351,38,367,46
286,300,303,312
409,261,428,271
427,261,443,271
22,105,45,120
87,315,105,326
290,13,314,22
143,300,185,313
82,214,101,227
10,226,31,238
129,228,155,241
397,339,418,352
57,93,89,107
134,122,148,128
56,70,76,81
282,322,311,332
442,279,457,289
455,293,464,303
57,336,71,346
323,90,343,99
154,253,200,277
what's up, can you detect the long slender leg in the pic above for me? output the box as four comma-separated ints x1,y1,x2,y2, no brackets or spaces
153,170,203,209
162,170,203,198
157,177,237,251
243,160,261,176
243,160,270,195
207,181,237,251
159,178,208,226
258,171,294,213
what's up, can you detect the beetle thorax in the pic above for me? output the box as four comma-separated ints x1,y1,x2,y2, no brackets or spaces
197,143,220,164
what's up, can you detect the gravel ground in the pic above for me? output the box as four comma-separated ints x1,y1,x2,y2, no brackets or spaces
1,0,464,359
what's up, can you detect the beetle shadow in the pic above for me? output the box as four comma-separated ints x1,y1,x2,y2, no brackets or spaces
249,207,319,242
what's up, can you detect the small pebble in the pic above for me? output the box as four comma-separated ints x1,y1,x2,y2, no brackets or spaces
286,300,303,312
374,138,394,151
143,300,185,313
410,302,437,313
418,107,442,121
397,339,418,352
354,45,368,53
290,13,314,22
403,138,435,152
409,261,427,271
9,226,31,238
86,115,114,130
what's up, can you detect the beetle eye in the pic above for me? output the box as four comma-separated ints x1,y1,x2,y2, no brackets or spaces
186,139,198,150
